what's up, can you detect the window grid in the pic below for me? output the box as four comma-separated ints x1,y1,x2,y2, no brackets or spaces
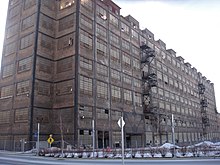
109,14,118,27
0,85,13,98
3,64,14,78
16,81,29,95
134,93,142,106
110,32,119,45
15,108,28,122
124,89,132,103
111,85,121,101
110,47,120,63
20,33,34,49
123,74,132,85
97,24,106,38
59,14,74,31
80,31,93,48
97,63,108,76
60,0,74,10
5,42,16,56
80,57,93,71
97,39,107,55
7,23,19,38
111,69,120,81
97,81,108,99
22,14,35,30
122,53,131,66
0,111,10,124
80,76,93,95
81,14,93,30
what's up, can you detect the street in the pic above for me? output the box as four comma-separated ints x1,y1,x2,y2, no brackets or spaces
0,152,220,165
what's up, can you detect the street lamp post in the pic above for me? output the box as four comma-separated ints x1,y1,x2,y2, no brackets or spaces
171,114,176,158
37,123,40,156
92,119,95,158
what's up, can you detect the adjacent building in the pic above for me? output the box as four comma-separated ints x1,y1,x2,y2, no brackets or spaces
0,0,219,151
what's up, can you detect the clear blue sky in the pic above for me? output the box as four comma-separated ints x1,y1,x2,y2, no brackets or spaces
0,0,219,112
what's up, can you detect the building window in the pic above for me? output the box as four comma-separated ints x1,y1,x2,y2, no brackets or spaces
97,63,108,76
2,64,14,78
121,22,129,34
122,52,131,66
132,45,139,56
41,34,54,52
16,81,29,95
97,81,108,99
59,14,74,32
97,38,107,55
134,78,141,88
57,57,73,73
134,92,142,107
35,81,51,96
123,74,132,85
97,5,107,20
157,71,162,80
97,24,106,38
60,0,74,10
111,69,120,81
122,39,130,51
80,30,93,48
55,80,73,96
163,74,168,84
0,85,13,98
110,46,120,63
111,85,121,102
124,89,132,104
81,14,93,30
9,4,20,19
22,14,35,30
109,14,118,27
81,0,93,9
20,33,34,49
24,0,36,10
4,41,16,56
41,14,54,32
80,57,92,71
133,58,140,70
57,34,74,50
15,108,28,122
79,130,84,135
0,111,10,124
97,108,109,119
110,32,119,45
7,23,19,38
10,0,19,6
131,29,138,40
42,0,56,11
17,57,31,73
80,75,93,96
38,57,53,74
112,111,122,121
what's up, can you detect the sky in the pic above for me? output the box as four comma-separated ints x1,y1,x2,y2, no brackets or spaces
114,0,220,113
0,0,219,112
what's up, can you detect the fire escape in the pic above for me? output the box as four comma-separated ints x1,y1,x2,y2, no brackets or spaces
198,83,209,138
140,44,159,144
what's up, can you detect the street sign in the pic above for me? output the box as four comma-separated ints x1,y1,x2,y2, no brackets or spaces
117,117,125,128
117,117,125,165
47,135,54,145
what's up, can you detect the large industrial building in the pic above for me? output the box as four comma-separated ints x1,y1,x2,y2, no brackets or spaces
0,0,219,151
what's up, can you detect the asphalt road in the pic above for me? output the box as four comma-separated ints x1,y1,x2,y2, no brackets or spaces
0,152,220,165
